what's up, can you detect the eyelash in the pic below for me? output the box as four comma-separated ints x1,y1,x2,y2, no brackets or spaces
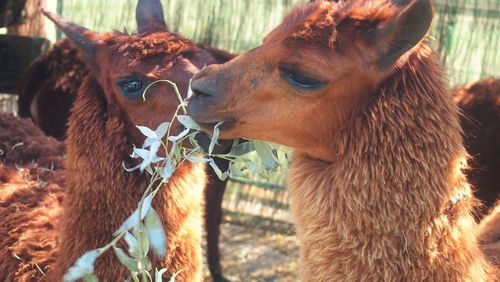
279,66,326,90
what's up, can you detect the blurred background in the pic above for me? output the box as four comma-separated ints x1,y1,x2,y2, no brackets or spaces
0,0,498,281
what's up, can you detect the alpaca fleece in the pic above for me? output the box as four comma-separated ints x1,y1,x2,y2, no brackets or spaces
1,76,206,281
288,45,496,281
0,113,65,281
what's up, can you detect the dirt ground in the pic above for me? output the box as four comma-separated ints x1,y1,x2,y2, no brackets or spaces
202,212,300,282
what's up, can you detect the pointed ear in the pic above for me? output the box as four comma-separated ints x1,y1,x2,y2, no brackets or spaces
42,10,101,65
368,0,433,69
136,0,169,34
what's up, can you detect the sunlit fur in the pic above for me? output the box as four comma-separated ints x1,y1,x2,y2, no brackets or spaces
0,23,213,282
288,46,495,280
17,35,236,282
476,202,500,268
188,0,499,280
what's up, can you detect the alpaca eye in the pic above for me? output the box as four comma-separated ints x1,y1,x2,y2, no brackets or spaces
122,80,143,93
279,66,325,90
116,77,148,100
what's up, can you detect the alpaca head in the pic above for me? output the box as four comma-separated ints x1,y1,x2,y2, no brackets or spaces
43,0,219,142
188,0,433,160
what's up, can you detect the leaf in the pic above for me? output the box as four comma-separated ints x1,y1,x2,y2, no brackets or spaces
187,78,194,98
145,208,167,258
209,122,223,155
63,250,99,282
133,148,151,160
136,126,158,139
138,256,152,272
159,157,173,182
63,266,89,282
124,163,141,173
75,250,99,272
229,163,245,178
155,122,170,139
155,268,168,282
186,156,210,163
136,227,150,257
113,246,139,272
177,115,201,130
208,158,229,181
131,272,140,282
124,232,141,258
168,128,190,142
188,135,200,148
168,270,183,282
248,162,261,174
253,141,278,170
114,194,154,235
82,273,99,282
228,142,255,156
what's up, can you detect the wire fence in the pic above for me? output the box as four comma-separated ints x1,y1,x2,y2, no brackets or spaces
57,0,499,86
3,0,499,219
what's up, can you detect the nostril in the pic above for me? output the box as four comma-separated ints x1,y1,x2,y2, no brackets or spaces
192,88,212,98
191,78,218,100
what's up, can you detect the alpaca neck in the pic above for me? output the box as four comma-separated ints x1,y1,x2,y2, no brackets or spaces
288,45,491,280
51,77,204,280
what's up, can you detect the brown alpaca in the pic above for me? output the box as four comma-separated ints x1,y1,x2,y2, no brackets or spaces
0,0,225,280
0,112,65,173
188,0,499,280
17,24,235,282
453,78,500,217
0,113,65,281
17,38,88,140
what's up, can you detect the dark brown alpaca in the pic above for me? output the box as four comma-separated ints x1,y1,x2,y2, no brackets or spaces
16,8,235,282
17,38,88,140
0,113,65,281
0,0,226,280
188,0,498,280
453,78,500,217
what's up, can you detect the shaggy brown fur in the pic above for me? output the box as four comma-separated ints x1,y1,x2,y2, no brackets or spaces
0,112,65,172
17,38,88,140
453,78,500,217
476,202,500,268
47,77,206,281
0,1,216,280
0,113,65,281
188,1,499,280
16,26,235,282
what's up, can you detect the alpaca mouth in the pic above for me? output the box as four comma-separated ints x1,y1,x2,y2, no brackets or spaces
196,117,236,132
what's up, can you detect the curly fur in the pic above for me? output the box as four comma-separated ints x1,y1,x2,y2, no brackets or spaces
0,113,65,281
16,35,235,282
1,30,208,282
188,1,499,280
289,45,497,281
17,39,88,140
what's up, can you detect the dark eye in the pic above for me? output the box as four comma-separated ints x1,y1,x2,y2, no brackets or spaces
116,77,148,100
122,80,142,93
279,66,325,90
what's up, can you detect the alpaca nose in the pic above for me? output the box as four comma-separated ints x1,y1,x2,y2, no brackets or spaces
190,66,224,102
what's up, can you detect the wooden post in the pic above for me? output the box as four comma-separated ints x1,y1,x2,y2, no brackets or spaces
7,0,46,37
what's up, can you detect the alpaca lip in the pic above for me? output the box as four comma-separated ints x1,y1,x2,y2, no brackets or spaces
197,118,236,132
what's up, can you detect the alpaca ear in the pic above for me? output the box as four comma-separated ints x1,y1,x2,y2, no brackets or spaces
136,0,169,34
42,10,101,64
368,0,433,69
